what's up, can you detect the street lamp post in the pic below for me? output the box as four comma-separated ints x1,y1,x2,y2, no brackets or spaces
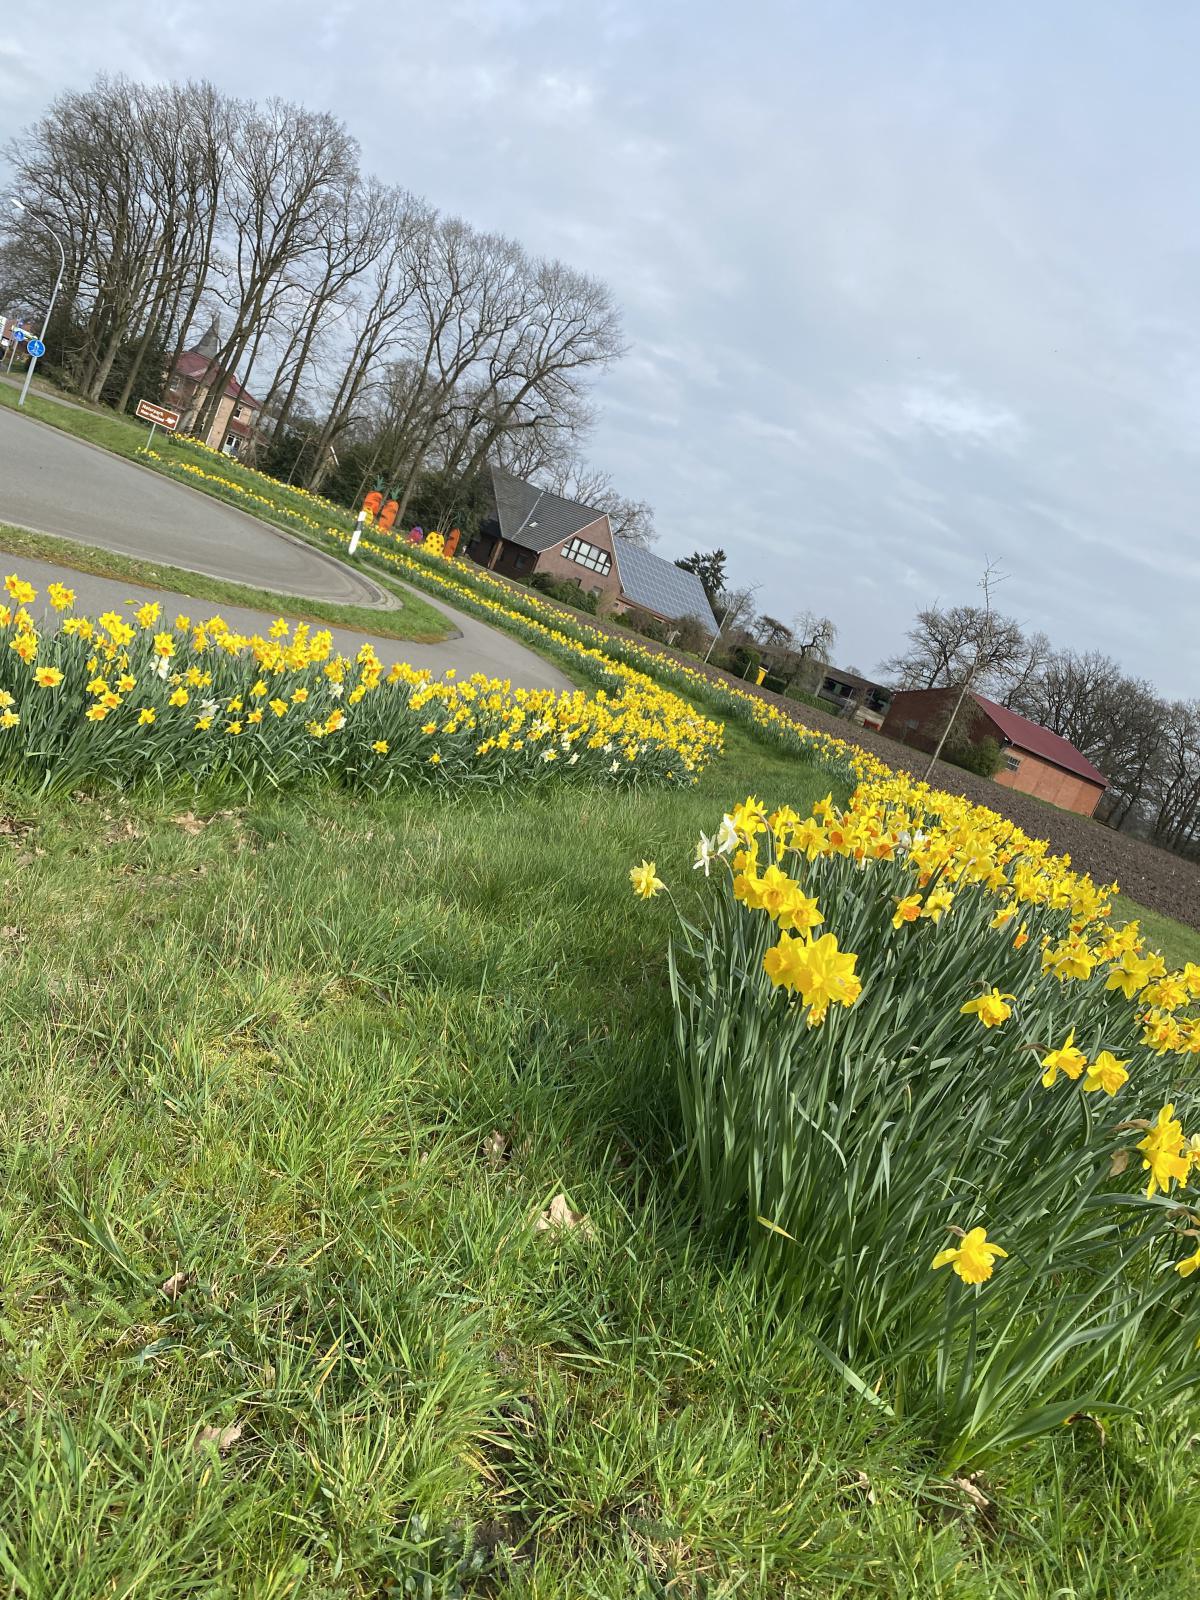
10,197,67,409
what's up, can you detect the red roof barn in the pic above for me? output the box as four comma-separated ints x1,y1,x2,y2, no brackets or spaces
881,688,1108,816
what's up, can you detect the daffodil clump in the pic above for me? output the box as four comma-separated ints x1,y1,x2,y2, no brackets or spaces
0,574,721,796
324,520,866,785
660,777,1200,1464
136,434,878,789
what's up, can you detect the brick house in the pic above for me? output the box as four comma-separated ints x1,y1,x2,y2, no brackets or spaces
468,466,718,631
163,317,262,456
881,688,1108,816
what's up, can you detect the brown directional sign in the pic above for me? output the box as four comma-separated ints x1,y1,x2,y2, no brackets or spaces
135,399,180,430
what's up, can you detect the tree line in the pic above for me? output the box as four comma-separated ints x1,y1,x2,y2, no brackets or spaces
0,75,640,532
881,602,1199,850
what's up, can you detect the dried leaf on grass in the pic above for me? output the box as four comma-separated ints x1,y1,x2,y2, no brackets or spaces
173,809,240,836
0,817,33,838
482,1130,509,1167
105,818,143,843
1109,1148,1131,1176
195,1420,243,1455
951,1474,990,1512
535,1192,592,1237
160,1269,196,1302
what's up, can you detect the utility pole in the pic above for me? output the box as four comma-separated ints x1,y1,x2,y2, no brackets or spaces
10,197,66,409
923,558,1007,781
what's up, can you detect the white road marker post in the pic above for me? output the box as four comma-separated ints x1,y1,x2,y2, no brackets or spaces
348,509,365,556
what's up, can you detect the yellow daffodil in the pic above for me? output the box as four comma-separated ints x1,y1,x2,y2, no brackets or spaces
1040,1028,1087,1087
1137,1104,1189,1198
932,1226,1007,1285
960,988,1015,1028
630,860,666,899
1082,1051,1130,1097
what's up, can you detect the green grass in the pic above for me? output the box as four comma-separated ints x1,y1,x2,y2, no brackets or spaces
0,518,451,643
1118,899,1200,971
0,725,1195,1596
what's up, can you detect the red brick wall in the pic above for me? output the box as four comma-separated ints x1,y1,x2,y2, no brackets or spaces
880,688,1104,817
994,750,1104,817
531,515,622,603
880,688,959,750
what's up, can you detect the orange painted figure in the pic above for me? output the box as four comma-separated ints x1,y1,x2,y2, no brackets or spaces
444,528,461,558
377,498,399,531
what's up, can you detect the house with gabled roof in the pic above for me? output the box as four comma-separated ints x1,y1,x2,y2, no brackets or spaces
163,316,263,456
468,465,718,632
881,687,1108,816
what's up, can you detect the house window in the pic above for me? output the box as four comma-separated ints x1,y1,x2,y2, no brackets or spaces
1004,753,1021,771
904,718,919,732
232,403,244,420
561,536,611,575
222,433,241,457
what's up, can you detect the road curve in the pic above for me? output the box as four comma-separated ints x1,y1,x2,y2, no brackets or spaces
0,404,386,607
6,554,574,693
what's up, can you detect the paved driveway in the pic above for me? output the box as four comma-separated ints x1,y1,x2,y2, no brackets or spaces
0,404,384,606
0,405,572,692
3,556,573,691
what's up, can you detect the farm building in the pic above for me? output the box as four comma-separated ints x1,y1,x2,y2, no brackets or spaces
881,688,1108,817
817,668,893,730
467,466,718,632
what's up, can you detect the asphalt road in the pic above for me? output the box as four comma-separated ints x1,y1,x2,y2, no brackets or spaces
0,403,382,605
0,403,572,692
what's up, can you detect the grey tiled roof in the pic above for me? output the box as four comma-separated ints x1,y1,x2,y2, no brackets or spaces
489,463,718,632
490,465,607,552
612,538,719,631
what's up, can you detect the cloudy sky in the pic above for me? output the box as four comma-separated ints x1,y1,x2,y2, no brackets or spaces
2,2,1197,691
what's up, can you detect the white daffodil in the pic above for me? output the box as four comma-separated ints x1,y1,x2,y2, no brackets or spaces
716,815,740,855
693,832,718,875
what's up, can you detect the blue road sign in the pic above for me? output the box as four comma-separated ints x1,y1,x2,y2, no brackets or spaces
12,327,28,343
25,338,44,359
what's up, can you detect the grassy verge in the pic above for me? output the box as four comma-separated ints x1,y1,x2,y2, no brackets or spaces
0,519,451,643
0,727,1195,1595
1118,898,1200,970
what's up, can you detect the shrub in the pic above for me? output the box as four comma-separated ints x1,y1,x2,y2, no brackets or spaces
945,734,1004,778
783,685,831,714
661,781,1200,1465
528,573,598,613
617,605,669,642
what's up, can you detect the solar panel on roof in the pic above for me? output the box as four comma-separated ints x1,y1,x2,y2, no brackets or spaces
612,539,718,631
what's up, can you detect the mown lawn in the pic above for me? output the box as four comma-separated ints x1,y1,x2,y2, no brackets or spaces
0,722,1196,1597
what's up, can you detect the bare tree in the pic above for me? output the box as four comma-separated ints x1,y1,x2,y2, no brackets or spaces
915,560,1011,779
193,98,359,440
754,615,795,648
4,73,632,543
880,596,1024,696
